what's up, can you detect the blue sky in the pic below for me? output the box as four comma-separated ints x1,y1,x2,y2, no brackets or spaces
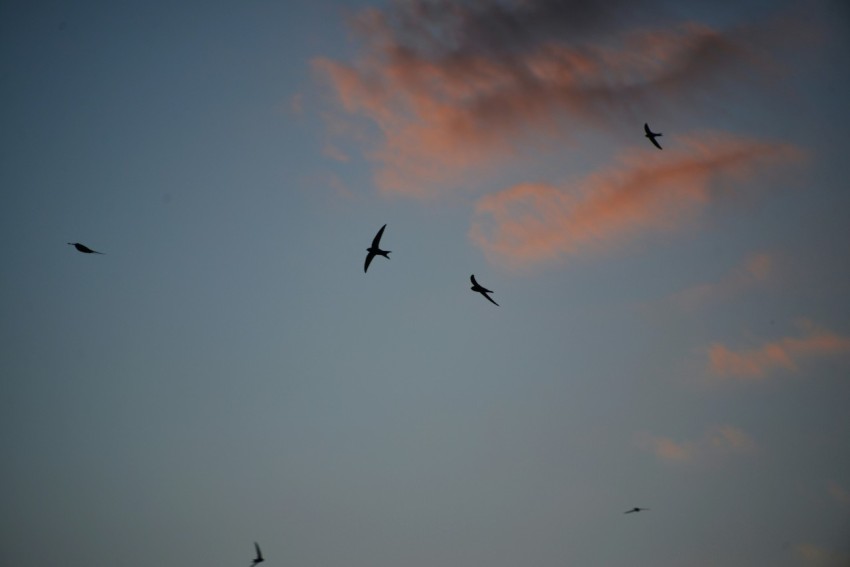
2,1,849,566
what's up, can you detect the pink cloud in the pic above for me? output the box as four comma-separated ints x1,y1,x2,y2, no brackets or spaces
794,544,850,566
637,425,755,464
470,134,803,268
642,436,695,463
314,0,797,197
827,481,850,507
662,252,775,311
708,323,850,380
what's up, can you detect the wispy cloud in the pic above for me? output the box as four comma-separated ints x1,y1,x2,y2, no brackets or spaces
708,322,850,380
314,0,800,197
827,481,850,507
794,544,850,567
637,425,755,464
661,252,775,311
470,135,803,268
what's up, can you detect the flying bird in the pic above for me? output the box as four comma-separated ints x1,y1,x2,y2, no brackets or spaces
644,123,662,149
364,224,391,273
68,242,104,254
470,274,499,306
624,507,649,514
250,542,264,566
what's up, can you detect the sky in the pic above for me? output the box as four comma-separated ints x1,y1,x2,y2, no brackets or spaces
1,0,850,566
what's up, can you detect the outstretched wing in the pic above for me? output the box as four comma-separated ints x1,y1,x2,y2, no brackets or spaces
644,123,662,149
254,542,263,561
70,242,104,254
371,224,387,248
470,275,492,293
364,251,376,273
481,291,499,306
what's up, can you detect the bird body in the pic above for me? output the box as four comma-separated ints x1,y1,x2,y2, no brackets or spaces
644,123,662,149
364,224,391,272
470,274,499,306
625,507,649,514
68,242,104,254
250,542,264,566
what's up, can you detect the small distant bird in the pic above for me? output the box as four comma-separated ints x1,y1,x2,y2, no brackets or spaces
470,274,499,306
625,507,649,514
644,123,662,149
364,224,390,273
68,242,104,254
250,542,264,566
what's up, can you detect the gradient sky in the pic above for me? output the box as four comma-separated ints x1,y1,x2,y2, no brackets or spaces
2,1,850,566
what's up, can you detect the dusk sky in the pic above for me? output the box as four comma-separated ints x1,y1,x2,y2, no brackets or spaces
2,1,850,566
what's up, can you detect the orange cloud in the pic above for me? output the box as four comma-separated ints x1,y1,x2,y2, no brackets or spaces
708,323,850,380
314,0,796,197
643,436,695,463
827,481,850,507
638,425,755,464
662,252,775,311
470,134,803,268
795,544,850,566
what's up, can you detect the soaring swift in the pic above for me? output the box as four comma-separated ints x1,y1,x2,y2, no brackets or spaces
470,275,499,306
624,507,649,514
364,224,391,273
250,542,264,566
644,123,662,149
67,242,104,254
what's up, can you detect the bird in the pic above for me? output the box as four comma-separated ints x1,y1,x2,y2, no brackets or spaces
68,242,104,254
364,224,390,273
624,507,649,514
250,542,264,566
470,274,499,306
644,123,662,149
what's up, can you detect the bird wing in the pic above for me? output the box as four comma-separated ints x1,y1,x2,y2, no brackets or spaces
470,274,491,291
471,275,493,293
364,251,376,273
255,542,263,560
371,224,387,248
644,123,652,135
481,291,499,306
649,136,662,150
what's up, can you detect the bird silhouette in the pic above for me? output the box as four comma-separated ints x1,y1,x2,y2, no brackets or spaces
250,542,264,566
470,274,499,306
644,123,662,149
364,224,391,273
624,507,649,514
68,242,104,254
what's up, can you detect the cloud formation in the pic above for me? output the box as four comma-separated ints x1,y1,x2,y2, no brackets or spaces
470,134,803,268
708,322,850,380
794,544,850,567
662,252,775,311
637,425,755,464
827,480,850,507
314,0,795,197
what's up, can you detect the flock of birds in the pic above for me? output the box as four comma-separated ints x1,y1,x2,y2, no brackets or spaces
363,223,501,306
67,123,664,565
